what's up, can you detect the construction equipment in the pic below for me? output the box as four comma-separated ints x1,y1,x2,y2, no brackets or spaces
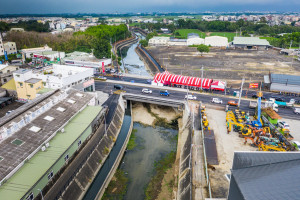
258,143,286,152
251,92,263,128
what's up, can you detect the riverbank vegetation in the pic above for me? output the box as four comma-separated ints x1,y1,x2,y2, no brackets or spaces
127,129,137,150
101,169,129,200
145,151,177,200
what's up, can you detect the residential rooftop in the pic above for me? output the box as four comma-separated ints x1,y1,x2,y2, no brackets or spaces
25,78,41,84
0,89,94,183
0,105,102,200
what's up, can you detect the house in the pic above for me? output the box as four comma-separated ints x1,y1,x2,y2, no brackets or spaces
232,37,270,50
0,36,4,56
204,36,228,47
3,42,17,55
187,33,204,46
148,37,170,46
228,152,300,200
13,64,94,100
0,64,19,85
21,45,53,58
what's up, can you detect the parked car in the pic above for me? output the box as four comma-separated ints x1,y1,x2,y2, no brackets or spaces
142,88,152,94
227,100,238,106
97,76,107,80
160,90,170,96
110,69,116,73
185,95,197,100
278,121,290,130
114,84,123,90
6,110,13,115
211,98,223,104
294,107,300,114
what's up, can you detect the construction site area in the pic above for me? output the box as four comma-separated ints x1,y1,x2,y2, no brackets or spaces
199,93,299,198
147,46,300,86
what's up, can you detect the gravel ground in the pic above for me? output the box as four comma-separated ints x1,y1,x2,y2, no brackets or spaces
205,108,255,198
147,46,300,87
279,117,300,143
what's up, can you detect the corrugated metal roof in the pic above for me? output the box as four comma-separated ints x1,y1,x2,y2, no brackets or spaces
232,37,270,46
228,152,300,200
270,83,300,93
271,74,300,86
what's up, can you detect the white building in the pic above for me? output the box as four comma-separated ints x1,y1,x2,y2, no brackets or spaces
204,36,228,47
21,45,53,58
3,42,17,55
33,51,65,61
148,37,170,46
13,64,95,92
187,33,204,46
64,51,111,74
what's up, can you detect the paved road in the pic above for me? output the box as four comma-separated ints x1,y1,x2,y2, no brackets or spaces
95,81,300,120
104,76,300,102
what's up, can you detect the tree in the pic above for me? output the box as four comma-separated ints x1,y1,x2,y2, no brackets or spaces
139,39,148,47
0,22,9,38
92,38,111,59
197,44,209,56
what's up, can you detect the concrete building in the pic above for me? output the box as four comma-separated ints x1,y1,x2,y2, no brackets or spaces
0,64,19,85
13,64,94,100
187,33,204,46
64,51,111,74
21,45,53,58
3,42,17,55
148,37,170,46
0,89,102,200
232,37,270,50
168,38,187,46
204,36,228,47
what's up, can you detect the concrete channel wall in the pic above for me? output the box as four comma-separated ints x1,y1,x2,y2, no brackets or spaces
177,103,193,200
42,96,126,200
95,98,133,200
135,45,161,75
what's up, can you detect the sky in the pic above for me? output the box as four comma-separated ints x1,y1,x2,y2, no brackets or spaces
0,0,299,14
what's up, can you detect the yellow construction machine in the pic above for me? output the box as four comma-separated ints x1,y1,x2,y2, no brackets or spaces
258,143,286,152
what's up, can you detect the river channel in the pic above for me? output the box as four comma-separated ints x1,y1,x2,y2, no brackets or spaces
120,35,151,76
120,122,178,200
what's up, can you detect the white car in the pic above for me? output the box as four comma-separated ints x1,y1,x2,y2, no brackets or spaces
142,88,152,94
293,141,300,150
185,95,197,100
211,98,223,104
110,69,116,73
278,121,290,130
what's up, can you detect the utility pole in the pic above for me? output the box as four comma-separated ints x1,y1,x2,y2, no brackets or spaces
201,66,204,91
238,77,245,108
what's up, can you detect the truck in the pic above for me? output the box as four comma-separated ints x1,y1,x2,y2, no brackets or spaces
249,100,278,112
269,98,295,108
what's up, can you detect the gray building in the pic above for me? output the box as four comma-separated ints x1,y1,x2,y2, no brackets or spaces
228,152,300,200
232,37,270,50
266,73,300,93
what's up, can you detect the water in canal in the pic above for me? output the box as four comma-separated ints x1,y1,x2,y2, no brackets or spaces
120,35,150,76
120,122,178,200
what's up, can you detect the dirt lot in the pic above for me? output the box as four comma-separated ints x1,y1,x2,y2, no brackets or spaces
147,46,300,87
205,108,256,198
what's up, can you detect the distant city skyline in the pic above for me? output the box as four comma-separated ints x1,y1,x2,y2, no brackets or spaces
0,0,299,14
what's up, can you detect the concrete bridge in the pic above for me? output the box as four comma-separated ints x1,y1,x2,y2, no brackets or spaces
122,93,186,109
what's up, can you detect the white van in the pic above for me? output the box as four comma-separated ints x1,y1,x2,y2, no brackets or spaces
294,107,300,115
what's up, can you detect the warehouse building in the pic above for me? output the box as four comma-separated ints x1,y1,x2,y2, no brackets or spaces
228,152,300,200
0,89,104,200
204,36,228,47
148,37,170,46
186,33,204,46
232,37,270,50
265,73,300,93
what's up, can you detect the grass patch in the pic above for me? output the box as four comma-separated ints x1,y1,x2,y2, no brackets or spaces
209,32,236,41
127,129,137,150
175,29,206,39
144,151,176,200
101,169,129,200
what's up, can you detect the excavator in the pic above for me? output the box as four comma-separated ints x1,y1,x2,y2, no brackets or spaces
258,143,286,152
